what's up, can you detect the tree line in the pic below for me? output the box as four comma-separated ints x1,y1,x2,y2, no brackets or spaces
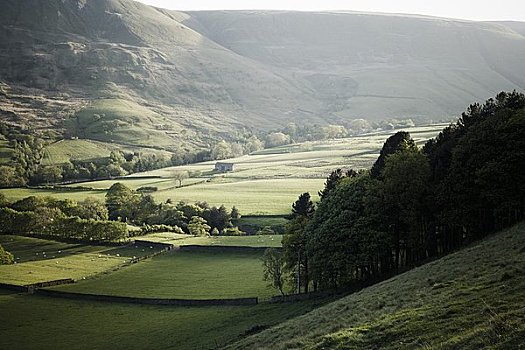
0,181,246,243
0,196,128,243
105,182,242,235
269,91,524,294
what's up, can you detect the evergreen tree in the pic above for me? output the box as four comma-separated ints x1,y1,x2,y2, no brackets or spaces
291,192,315,219
319,169,344,201
371,131,416,178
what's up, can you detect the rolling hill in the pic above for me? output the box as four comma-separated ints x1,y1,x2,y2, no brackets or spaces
227,222,525,349
1,0,525,151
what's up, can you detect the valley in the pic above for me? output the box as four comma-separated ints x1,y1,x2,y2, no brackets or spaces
0,1,524,349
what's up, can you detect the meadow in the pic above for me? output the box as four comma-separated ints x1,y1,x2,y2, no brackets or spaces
0,235,165,285
139,231,283,247
0,125,444,215
40,138,173,166
0,232,283,286
0,290,328,350
53,249,276,300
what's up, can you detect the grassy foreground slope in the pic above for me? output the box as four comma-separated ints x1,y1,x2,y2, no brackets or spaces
228,223,525,349
0,291,328,350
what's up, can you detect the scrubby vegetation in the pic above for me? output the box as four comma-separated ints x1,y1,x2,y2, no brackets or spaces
0,244,14,265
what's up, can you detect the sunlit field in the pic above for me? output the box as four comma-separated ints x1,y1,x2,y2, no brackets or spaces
0,125,444,215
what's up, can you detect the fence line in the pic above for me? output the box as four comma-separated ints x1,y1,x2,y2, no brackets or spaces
35,289,258,306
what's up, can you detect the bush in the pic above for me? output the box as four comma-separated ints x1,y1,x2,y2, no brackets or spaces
0,244,14,265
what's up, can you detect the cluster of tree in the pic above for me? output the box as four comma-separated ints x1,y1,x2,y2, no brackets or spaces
105,182,242,235
0,198,128,243
0,244,14,265
6,195,109,220
32,151,172,185
275,91,525,293
261,118,420,148
170,136,265,165
0,124,46,187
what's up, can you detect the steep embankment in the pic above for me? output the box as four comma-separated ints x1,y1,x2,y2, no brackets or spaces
227,223,525,349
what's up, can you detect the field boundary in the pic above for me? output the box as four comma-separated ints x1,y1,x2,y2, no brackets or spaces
35,289,258,306
177,245,276,253
0,279,74,294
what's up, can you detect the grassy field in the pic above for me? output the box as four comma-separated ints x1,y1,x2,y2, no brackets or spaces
0,235,165,285
0,125,444,215
53,249,276,299
235,216,288,234
139,232,283,247
0,291,328,350
41,139,173,166
65,98,183,148
228,223,525,349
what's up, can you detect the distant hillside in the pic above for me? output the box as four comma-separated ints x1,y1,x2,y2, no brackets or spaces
186,11,525,122
227,223,525,349
1,1,525,150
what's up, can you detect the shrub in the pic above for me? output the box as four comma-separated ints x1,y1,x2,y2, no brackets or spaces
0,244,14,265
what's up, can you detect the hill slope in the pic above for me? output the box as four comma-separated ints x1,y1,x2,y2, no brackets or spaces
227,223,525,349
1,1,525,149
186,11,525,122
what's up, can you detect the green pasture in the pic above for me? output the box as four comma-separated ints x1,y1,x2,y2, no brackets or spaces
53,249,275,300
0,124,443,215
0,187,106,202
0,235,165,285
236,216,288,227
0,178,324,215
66,98,181,148
139,232,283,247
152,178,324,215
236,216,288,233
41,139,173,165
0,291,326,350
